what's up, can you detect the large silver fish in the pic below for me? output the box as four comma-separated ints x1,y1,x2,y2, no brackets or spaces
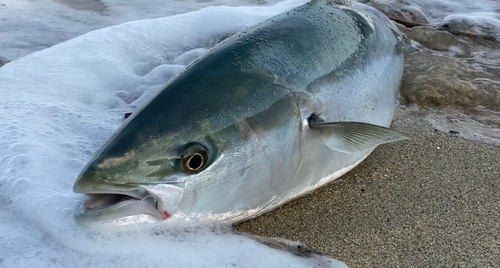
73,0,406,229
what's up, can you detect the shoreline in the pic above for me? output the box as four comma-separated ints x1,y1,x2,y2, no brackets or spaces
237,108,499,267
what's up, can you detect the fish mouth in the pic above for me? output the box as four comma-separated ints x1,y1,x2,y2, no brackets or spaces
74,182,184,228
83,193,141,211
81,191,170,219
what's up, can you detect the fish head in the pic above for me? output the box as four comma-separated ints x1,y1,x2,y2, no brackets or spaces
73,49,302,229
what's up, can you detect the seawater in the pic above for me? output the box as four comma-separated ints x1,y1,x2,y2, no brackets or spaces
0,1,499,267
0,0,287,61
370,0,500,147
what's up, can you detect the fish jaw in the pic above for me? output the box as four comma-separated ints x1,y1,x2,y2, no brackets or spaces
73,180,185,229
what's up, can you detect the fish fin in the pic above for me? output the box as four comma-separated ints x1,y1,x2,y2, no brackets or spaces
233,230,349,266
308,115,408,154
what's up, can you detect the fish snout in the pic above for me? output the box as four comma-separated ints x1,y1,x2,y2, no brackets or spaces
73,169,186,228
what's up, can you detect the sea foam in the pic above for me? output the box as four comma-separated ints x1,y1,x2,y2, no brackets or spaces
0,1,348,267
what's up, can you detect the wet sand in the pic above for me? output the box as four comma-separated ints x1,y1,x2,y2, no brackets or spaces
237,108,500,267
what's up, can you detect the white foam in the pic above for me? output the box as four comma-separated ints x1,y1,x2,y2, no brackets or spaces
424,109,500,148
369,0,500,38
0,1,349,267
371,0,499,20
440,12,500,37
0,0,283,61
3,0,500,63
411,0,498,21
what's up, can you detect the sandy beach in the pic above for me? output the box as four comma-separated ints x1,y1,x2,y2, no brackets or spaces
237,108,500,267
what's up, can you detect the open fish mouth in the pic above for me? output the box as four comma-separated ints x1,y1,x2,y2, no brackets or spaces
83,193,141,211
74,182,185,227
81,192,170,219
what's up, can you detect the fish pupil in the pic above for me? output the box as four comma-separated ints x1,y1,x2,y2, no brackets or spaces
187,153,204,170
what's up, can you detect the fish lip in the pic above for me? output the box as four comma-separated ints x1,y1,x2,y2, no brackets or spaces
74,182,173,221
73,179,139,195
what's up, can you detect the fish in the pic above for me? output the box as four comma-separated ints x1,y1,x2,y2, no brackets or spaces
73,0,407,229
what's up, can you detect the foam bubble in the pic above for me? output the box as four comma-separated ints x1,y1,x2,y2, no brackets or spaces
174,48,211,65
11,178,30,189
142,64,186,85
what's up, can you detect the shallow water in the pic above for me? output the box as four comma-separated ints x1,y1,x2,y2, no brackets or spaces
52,0,280,13
0,0,499,267
367,0,500,27
392,12,500,147
0,0,285,61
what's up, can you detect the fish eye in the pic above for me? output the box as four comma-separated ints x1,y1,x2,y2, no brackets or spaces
180,143,209,174
187,153,204,170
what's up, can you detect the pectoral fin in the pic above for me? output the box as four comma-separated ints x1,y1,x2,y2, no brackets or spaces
308,115,408,154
